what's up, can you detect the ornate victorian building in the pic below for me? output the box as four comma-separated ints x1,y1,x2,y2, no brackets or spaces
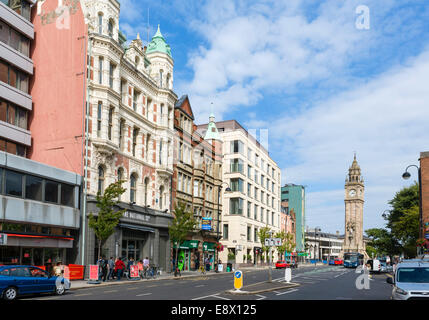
171,95,223,271
29,0,177,271
342,154,366,256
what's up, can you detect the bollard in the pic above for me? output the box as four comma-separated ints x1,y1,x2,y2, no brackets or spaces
285,267,292,283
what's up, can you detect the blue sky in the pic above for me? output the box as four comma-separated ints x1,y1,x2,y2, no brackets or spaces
119,0,429,234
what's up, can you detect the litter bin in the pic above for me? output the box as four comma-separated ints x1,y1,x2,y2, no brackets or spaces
226,263,232,272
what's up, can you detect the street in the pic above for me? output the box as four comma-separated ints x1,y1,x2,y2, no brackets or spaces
23,265,392,301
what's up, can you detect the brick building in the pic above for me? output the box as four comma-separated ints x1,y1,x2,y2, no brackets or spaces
171,95,223,271
420,151,429,242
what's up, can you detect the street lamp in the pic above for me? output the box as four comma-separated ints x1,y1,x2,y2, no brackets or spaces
381,210,390,220
314,227,321,265
216,182,231,272
268,230,273,283
402,164,423,255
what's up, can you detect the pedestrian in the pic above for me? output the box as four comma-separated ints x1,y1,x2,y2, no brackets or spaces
107,257,115,280
195,257,200,271
101,257,108,282
137,260,144,279
115,257,125,281
205,257,210,272
53,262,62,277
143,256,150,277
97,256,104,281
210,256,214,271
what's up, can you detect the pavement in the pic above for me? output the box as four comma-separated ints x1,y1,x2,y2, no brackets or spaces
67,263,318,292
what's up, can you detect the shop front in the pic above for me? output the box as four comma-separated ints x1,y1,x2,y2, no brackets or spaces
172,240,199,271
85,199,173,272
202,242,215,270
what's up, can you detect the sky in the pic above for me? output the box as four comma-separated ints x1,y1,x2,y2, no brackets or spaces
118,0,429,234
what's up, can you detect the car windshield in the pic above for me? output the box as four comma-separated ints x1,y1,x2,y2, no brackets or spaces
397,267,429,283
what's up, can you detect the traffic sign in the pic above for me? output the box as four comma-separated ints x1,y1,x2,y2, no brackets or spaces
234,270,243,290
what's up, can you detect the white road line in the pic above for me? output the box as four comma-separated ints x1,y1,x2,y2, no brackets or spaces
212,295,231,300
276,289,299,296
104,290,118,293
136,293,152,297
195,285,205,288
192,294,219,300
256,294,266,300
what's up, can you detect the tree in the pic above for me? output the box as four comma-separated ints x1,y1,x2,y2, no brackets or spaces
257,225,272,263
274,231,296,260
88,180,126,260
365,228,400,257
168,202,196,276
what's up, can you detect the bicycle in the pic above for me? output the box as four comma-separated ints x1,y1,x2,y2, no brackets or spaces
144,265,158,279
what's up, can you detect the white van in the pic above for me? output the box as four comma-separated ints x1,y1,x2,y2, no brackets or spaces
367,259,381,273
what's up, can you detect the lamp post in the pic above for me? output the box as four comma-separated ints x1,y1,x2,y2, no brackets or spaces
216,182,231,272
268,230,273,283
402,164,423,255
314,227,321,265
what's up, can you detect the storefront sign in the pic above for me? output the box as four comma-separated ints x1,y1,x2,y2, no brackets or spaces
130,265,139,278
202,218,212,231
89,265,99,281
123,211,151,223
66,264,84,280
0,233,7,245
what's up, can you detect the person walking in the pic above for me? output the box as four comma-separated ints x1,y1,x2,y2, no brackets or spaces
137,260,144,279
115,257,125,281
101,257,108,282
205,257,210,272
97,256,104,281
143,257,150,278
107,257,115,280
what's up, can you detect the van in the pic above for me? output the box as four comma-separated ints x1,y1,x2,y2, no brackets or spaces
366,259,381,273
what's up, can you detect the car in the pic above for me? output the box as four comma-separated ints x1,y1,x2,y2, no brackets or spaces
387,260,429,300
329,259,336,265
275,260,290,269
0,265,70,301
334,259,343,265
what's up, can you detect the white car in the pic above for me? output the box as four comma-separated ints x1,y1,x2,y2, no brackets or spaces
387,260,429,300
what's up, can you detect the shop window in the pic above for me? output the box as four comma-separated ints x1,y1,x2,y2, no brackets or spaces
25,175,43,201
45,180,59,203
60,183,74,207
5,170,23,197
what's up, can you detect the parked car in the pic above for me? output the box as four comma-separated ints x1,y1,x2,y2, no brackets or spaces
0,265,70,301
329,259,336,265
275,260,290,269
334,259,343,265
387,260,429,300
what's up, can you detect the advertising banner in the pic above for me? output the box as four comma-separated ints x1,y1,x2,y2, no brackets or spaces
202,217,212,231
89,265,99,281
130,265,139,278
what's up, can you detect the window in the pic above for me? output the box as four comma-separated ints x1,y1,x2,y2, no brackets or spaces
247,165,252,179
119,119,125,150
25,175,43,201
61,184,74,207
261,208,264,222
98,166,104,194
130,174,137,203
254,204,258,220
97,101,102,136
0,20,30,57
132,128,139,156
247,148,252,162
247,183,251,197
108,19,114,37
247,226,252,241
223,224,229,240
230,140,244,154
230,178,244,193
230,158,243,173
247,201,251,218
45,180,59,203
0,99,27,129
109,63,115,89
98,13,103,34
159,186,164,209
144,177,149,205
229,198,243,215
5,170,23,197
108,107,113,140
0,59,29,93
159,140,163,165
159,70,163,88
98,57,103,84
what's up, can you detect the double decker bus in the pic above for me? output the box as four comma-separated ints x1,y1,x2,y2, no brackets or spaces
343,252,364,268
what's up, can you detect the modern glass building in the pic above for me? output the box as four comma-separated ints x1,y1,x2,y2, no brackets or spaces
281,184,305,253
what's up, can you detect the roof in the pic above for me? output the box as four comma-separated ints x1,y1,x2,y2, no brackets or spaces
146,25,172,58
204,113,221,141
174,95,194,120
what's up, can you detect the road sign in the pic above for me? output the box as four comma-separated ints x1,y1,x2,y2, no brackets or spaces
234,270,243,290
265,238,274,246
274,238,282,246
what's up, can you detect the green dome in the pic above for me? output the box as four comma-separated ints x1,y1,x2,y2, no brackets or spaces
146,25,172,58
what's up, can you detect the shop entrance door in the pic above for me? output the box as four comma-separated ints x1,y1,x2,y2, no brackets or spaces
21,248,32,265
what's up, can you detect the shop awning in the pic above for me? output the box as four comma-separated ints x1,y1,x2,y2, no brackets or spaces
118,223,155,233
203,242,215,252
173,240,199,249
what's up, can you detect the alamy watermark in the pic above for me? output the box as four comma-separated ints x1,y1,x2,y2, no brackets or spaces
355,264,371,290
355,5,370,30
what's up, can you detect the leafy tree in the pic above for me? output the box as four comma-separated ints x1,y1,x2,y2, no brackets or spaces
257,225,272,262
274,231,296,259
365,228,400,256
88,180,126,260
386,183,419,230
168,202,196,276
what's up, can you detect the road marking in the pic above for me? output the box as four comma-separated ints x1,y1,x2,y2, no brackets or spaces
256,294,266,300
212,295,231,300
193,293,227,300
195,285,205,288
104,290,118,293
127,287,140,290
136,293,152,297
276,289,299,296
75,293,92,297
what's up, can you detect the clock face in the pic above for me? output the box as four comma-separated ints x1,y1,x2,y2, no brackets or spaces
349,189,356,197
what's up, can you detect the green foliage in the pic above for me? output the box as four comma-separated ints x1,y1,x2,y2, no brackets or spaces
88,180,126,255
227,252,236,261
169,202,196,276
257,225,272,260
274,231,296,257
386,182,419,229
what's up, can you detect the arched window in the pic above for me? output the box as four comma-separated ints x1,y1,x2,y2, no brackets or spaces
98,166,105,194
98,13,103,35
130,174,137,203
159,186,164,209
159,69,163,88
166,73,171,89
108,19,114,37
144,177,150,206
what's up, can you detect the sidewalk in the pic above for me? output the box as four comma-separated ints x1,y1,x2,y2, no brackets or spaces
67,263,322,290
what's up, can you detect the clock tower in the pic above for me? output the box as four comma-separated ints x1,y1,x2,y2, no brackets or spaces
343,154,366,256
